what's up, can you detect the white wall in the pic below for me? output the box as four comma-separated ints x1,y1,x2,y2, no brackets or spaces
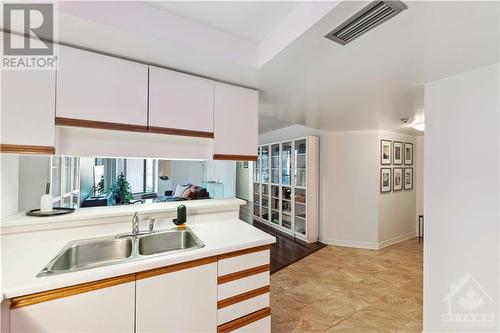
424,64,499,332
378,131,417,246
0,154,19,219
17,156,50,213
327,131,380,247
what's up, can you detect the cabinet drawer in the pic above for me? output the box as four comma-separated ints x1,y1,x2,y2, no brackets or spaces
217,293,269,325
218,250,269,276
218,272,269,301
232,316,270,333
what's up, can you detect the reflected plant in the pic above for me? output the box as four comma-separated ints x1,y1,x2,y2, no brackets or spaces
109,172,133,205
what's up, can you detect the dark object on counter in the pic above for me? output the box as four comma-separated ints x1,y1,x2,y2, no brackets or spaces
160,184,210,202
173,204,187,225
26,207,75,217
81,192,112,207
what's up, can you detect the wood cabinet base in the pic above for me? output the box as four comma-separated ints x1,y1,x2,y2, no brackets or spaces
213,154,258,161
218,308,271,333
0,144,55,155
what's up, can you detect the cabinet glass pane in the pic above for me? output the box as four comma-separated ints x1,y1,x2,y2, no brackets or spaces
281,186,292,229
271,185,279,198
262,184,269,196
281,142,292,186
261,197,269,221
271,185,280,225
282,213,292,230
294,218,306,235
261,146,269,183
271,144,280,184
254,183,260,194
295,188,306,204
253,202,260,216
295,139,306,187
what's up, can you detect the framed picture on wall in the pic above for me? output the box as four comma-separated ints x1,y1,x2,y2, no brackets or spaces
393,168,403,191
404,168,413,190
404,142,413,165
393,141,403,165
380,140,392,165
380,168,391,193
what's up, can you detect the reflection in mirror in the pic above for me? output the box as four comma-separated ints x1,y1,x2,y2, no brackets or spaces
0,154,236,219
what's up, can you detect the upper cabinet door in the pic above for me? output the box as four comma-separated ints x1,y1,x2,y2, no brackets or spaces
1,69,56,154
149,66,214,137
56,46,148,128
213,83,258,160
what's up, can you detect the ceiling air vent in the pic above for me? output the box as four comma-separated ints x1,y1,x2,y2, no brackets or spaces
325,1,407,45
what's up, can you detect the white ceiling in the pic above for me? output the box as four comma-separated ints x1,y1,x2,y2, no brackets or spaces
258,1,500,134
146,1,301,43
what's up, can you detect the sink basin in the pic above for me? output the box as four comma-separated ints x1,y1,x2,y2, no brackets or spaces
38,237,133,276
138,229,204,256
37,227,204,277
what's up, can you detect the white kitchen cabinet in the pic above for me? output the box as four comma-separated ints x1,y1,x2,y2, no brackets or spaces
56,46,148,128
136,262,217,333
213,82,258,159
1,68,55,153
149,66,214,137
10,282,135,333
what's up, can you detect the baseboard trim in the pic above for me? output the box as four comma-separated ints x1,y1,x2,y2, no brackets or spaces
322,231,417,250
322,239,378,250
377,231,417,249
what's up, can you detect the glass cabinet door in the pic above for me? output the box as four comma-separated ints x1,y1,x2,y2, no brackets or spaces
271,143,280,184
294,139,306,187
254,147,261,183
261,145,269,183
281,187,292,230
281,142,292,186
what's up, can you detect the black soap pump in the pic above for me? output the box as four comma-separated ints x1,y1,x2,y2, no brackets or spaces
173,204,187,228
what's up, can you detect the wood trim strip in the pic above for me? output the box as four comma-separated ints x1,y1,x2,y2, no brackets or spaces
218,264,270,285
213,154,258,161
218,244,271,260
55,117,148,133
148,126,214,138
217,285,270,309
217,307,271,333
136,256,217,280
10,274,135,309
0,144,55,155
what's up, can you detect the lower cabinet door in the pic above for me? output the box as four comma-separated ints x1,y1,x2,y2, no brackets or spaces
136,262,218,333
10,282,135,333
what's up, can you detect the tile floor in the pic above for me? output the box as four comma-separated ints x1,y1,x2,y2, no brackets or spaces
271,239,423,332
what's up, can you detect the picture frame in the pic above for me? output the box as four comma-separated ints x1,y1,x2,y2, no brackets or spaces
380,140,392,165
393,141,403,165
404,168,413,190
380,168,391,193
393,168,403,191
404,142,413,165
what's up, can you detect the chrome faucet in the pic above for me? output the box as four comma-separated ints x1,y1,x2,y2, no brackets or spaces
132,212,140,236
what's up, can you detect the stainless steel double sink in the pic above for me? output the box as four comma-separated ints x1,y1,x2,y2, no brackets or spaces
37,227,204,277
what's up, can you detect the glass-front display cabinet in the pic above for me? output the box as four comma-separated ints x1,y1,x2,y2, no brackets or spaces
252,136,319,243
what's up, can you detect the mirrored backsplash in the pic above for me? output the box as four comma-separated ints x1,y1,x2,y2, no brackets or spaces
0,154,236,218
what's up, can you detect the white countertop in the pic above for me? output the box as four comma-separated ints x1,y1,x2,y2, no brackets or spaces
1,217,275,300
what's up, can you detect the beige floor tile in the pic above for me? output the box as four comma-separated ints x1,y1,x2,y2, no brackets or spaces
271,238,423,332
